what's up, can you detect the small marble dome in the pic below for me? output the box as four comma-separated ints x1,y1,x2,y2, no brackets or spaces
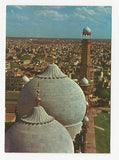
80,77,89,85
83,26,91,34
22,75,30,82
17,64,86,139
86,101,89,105
84,116,89,122
5,104,74,153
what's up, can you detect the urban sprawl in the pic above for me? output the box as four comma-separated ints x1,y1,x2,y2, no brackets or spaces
6,38,111,107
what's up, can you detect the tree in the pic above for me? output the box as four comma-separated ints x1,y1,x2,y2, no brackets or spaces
17,54,30,60
7,56,13,60
10,62,19,69
32,55,46,62
95,81,110,99
101,88,110,99
20,55,30,60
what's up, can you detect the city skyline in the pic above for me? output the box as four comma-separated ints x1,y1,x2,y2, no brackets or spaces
6,6,111,39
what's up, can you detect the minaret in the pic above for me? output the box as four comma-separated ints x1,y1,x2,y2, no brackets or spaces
80,26,91,83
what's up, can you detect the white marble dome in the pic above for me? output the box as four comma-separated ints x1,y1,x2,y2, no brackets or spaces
17,64,86,139
80,77,89,85
83,26,91,33
5,105,74,153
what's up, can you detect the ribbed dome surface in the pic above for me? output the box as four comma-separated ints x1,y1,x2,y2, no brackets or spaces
38,64,67,79
17,64,86,127
21,106,54,124
5,106,74,153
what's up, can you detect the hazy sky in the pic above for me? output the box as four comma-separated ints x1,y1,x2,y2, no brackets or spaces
6,6,111,39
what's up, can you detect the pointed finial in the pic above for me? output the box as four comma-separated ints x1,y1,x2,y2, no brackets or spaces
51,55,56,64
35,80,41,106
50,48,56,64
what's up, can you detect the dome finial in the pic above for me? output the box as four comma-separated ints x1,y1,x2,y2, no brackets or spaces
51,55,56,64
35,80,41,106
50,48,56,64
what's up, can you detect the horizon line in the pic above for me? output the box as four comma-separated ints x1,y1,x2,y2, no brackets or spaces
6,36,111,40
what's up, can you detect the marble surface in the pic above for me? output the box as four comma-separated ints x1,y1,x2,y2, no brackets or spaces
17,64,86,126
6,106,74,153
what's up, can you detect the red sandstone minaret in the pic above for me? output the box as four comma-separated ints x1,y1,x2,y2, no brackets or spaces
80,26,91,83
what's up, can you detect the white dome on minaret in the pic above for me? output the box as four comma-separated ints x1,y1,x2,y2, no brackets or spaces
83,26,91,33
17,63,86,139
